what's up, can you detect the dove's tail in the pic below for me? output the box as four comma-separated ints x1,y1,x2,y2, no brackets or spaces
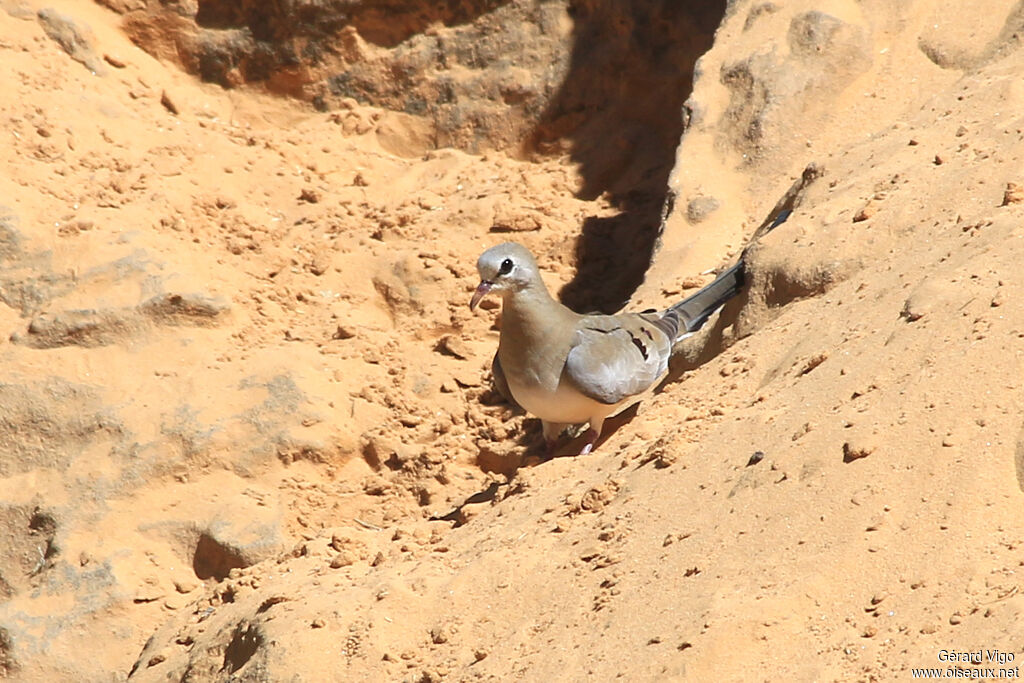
665,205,796,340
667,261,745,340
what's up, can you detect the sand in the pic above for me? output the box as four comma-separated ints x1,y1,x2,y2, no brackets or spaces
1,0,1023,681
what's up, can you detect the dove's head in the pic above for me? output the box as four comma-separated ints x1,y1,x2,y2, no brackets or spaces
470,242,541,310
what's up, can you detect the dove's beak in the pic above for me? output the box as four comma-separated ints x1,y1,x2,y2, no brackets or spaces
470,281,493,311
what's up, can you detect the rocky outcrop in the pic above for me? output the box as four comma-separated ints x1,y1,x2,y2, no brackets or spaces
114,0,727,312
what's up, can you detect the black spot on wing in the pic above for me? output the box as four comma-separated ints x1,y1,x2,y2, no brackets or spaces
629,334,649,360
586,324,650,360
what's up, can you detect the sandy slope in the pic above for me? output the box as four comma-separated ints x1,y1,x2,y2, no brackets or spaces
1,0,1023,681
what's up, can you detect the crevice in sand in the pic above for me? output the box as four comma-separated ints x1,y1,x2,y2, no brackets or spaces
529,0,727,314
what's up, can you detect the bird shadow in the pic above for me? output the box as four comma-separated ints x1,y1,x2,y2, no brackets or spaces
563,403,641,457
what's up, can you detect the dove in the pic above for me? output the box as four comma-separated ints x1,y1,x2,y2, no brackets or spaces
470,242,742,454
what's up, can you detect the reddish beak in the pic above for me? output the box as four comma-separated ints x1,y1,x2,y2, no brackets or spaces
470,281,493,311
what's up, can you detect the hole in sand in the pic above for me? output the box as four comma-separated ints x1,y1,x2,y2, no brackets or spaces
222,622,262,674
192,533,247,582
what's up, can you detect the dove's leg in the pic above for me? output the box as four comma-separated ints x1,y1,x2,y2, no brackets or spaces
579,417,605,455
541,420,566,456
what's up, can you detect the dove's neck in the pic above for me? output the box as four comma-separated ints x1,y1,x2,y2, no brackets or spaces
501,282,577,349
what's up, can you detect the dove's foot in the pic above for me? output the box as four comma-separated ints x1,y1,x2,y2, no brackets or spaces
579,428,600,455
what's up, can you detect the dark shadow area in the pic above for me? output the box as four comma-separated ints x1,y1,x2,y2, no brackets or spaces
430,481,503,527
222,622,262,674
27,509,58,562
528,0,728,314
563,402,641,454
195,0,512,47
193,533,247,582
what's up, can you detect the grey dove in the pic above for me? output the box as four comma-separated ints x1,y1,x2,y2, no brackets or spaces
470,242,743,454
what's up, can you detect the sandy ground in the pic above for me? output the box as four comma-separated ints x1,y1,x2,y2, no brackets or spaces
1,0,1024,681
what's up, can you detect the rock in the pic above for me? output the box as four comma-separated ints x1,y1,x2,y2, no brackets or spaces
1014,421,1024,493
134,576,164,603
330,551,357,569
15,292,228,349
490,207,543,233
37,9,106,75
160,90,179,115
332,324,356,340
991,288,1006,308
1002,182,1024,206
435,334,471,360
686,195,720,223
118,0,713,165
842,437,876,463
139,293,230,326
452,369,481,388
163,592,192,610
361,434,413,471
191,513,284,582
307,253,331,276
19,309,139,349
430,624,450,644
853,202,878,222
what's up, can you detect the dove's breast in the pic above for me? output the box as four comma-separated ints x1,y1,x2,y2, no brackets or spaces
505,373,603,423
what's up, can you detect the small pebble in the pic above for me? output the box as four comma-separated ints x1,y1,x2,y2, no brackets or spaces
160,90,180,115
843,438,875,463
330,552,356,569
1002,182,1024,206
853,203,878,222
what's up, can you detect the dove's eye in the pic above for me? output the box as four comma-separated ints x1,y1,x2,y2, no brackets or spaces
498,258,514,275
